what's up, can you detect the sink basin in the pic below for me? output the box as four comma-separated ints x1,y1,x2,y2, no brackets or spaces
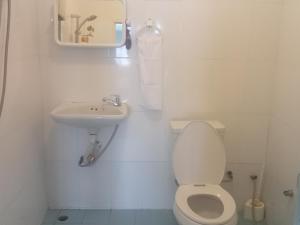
51,102,129,129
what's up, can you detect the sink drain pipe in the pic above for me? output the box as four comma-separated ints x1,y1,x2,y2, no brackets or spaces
79,125,119,167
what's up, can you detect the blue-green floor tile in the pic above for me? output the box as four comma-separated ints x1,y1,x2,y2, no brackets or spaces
83,210,110,225
43,210,61,224
110,210,136,225
136,210,177,225
237,213,266,225
55,210,85,224
42,209,265,225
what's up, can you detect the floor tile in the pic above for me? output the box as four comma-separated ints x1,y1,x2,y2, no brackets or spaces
110,210,136,225
55,224,81,225
237,212,266,225
58,224,82,225
42,209,267,225
43,210,61,224
55,210,85,224
136,210,177,225
83,210,111,225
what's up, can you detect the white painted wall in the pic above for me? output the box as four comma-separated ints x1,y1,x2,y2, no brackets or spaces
0,0,47,224
38,0,283,210
264,1,300,225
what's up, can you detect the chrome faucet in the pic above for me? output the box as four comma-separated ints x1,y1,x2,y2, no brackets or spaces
102,95,121,106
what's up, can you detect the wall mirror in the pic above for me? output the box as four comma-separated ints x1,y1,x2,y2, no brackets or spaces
54,0,126,48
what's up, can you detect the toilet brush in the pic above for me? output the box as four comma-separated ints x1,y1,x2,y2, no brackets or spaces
243,175,265,222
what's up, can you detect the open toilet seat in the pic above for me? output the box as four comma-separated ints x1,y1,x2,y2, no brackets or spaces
175,185,236,225
172,121,237,225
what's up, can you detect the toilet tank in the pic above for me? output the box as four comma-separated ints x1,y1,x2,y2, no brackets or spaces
170,120,226,137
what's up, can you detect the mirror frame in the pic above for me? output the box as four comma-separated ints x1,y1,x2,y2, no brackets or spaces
54,0,127,48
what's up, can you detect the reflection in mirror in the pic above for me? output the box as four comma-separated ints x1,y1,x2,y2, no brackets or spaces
55,0,126,47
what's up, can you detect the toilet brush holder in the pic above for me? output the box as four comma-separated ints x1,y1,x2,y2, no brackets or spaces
243,199,265,222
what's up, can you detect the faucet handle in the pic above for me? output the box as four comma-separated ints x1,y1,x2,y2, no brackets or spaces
112,95,121,105
112,94,120,100
102,94,121,106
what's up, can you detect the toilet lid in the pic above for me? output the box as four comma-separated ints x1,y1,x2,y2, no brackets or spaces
173,121,226,185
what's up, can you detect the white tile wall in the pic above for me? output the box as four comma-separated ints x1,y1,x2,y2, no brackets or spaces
264,1,300,224
39,0,283,210
0,0,47,224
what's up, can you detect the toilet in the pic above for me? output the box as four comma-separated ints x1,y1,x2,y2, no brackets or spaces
172,121,237,225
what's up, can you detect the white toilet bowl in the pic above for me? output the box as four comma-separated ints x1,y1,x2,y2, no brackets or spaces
174,185,237,225
171,121,237,225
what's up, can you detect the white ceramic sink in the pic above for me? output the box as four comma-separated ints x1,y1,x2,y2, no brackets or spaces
51,102,129,129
